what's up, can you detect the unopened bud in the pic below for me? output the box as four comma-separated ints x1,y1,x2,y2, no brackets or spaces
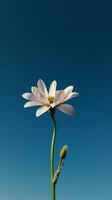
60,145,68,160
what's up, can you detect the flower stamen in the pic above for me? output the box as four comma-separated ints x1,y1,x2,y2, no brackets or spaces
43,103,50,107
48,96,54,104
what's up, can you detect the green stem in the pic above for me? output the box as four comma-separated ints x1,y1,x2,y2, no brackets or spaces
50,112,57,200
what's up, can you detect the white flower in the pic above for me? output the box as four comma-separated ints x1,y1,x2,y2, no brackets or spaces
22,79,79,117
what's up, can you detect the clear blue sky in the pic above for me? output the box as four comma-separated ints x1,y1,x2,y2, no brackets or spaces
0,1,112,200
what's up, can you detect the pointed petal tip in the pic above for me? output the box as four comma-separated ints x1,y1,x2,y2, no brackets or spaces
24,104,27,108
22,93,26,98
36,112,39,117
48,80,57,97
52,80,57,84
74,92,80,98
24,102,30,108
37,78,44,85
37,79,48,96
31,86,34,92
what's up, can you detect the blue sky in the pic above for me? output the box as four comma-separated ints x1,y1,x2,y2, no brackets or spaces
0,1,112,200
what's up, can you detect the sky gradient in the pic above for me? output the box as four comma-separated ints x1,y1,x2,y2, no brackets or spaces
0,1,112,200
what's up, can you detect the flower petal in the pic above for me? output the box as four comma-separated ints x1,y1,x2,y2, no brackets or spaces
55,90,64,101
64,86,73,93
64,86,74,99
31,86,38,96
49,80,57,97
24,101,42,108
68,92,79,99
36,106,50,117
57,103,75,116
53,90,65,107
32,86,49,104
22,93,32,100
22,93,38,101
64,92,79,102
37,79,48,97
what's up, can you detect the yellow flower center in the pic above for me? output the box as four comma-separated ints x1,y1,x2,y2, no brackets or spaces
48,96,54,104
43,96,54,107
43,103,50,107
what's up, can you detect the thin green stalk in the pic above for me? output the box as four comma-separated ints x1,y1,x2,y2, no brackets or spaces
50,112,57,200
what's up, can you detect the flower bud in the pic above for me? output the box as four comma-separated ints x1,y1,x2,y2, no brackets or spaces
60,145,68,160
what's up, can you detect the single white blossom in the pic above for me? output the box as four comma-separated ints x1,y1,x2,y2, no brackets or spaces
22,79,79,117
